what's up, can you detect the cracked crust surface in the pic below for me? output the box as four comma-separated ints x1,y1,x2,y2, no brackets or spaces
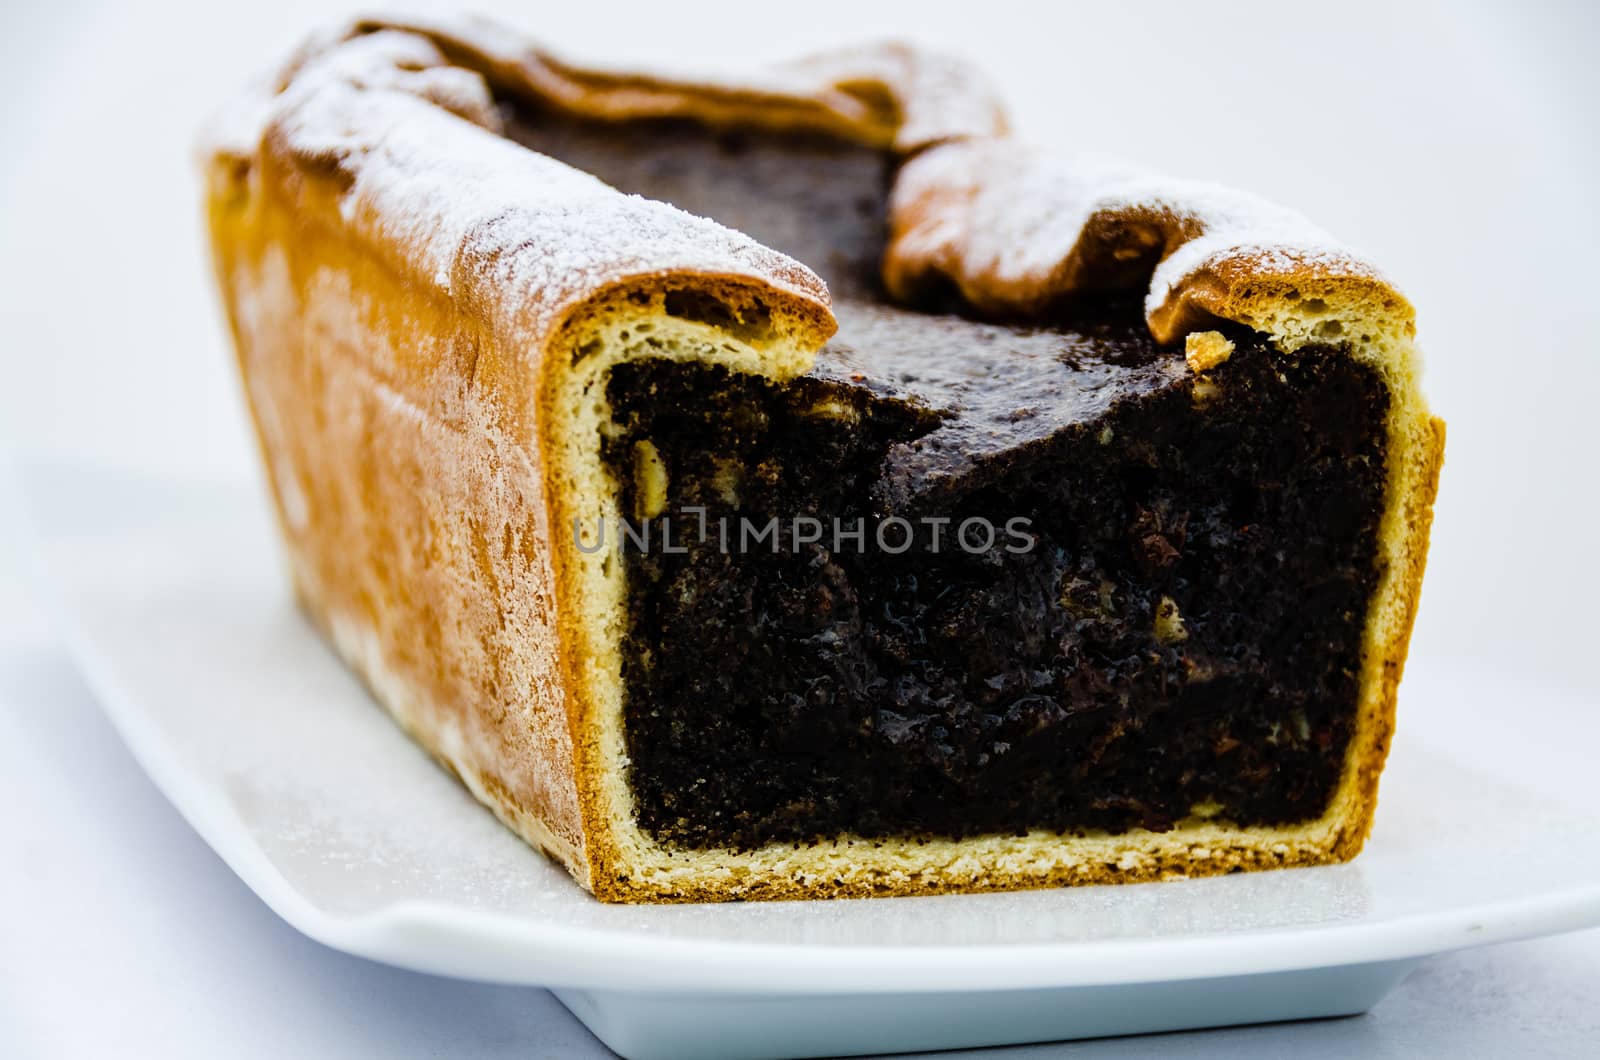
205,18,1443,902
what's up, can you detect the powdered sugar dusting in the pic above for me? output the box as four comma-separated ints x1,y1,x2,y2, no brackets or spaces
226,30,829,348
771,39,1008,150
886,138,1398,328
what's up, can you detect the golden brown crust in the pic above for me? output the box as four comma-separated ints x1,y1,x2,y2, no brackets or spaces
883,139,1415,348
1334,414,1446,861
206,18,1443,903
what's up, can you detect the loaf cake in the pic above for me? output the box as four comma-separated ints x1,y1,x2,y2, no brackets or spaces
204,17,1444,902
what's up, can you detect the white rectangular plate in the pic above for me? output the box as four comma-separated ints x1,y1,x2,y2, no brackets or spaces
18,463,1600,1060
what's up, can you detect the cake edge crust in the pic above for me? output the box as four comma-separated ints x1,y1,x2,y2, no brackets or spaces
204,20,1445,902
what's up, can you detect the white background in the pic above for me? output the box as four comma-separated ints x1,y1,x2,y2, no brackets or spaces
1,1,1596,1056
3,0,1599,688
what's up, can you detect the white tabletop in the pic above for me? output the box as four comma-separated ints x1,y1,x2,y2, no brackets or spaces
2,0,1598,1055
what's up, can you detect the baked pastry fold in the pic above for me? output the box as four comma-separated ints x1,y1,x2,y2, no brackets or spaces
205,18,1443,902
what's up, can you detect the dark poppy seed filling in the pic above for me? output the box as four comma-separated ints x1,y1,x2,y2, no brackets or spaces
512,110,1391,851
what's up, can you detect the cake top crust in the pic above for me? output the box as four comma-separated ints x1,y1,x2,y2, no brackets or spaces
208,28,839,363
205,16,1414,357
